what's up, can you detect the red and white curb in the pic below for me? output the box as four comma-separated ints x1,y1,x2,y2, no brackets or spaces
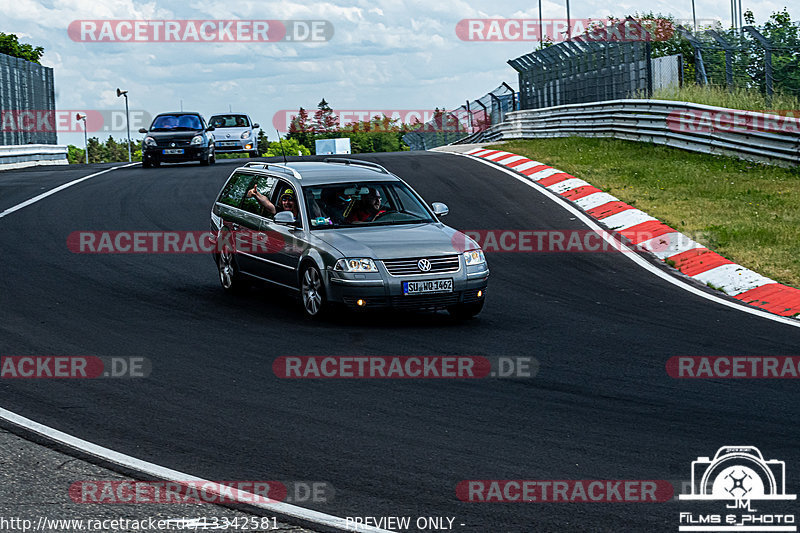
463,147,800,319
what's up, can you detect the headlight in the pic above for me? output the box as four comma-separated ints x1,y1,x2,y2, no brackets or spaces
190,135,203,146
463,249,486,266
144,136,156,147
334,258,378,272
240,130,251,139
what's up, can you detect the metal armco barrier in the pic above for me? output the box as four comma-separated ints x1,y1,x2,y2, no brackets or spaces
454,99,800,167
0,144,68,170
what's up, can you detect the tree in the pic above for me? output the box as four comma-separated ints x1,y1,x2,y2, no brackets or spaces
256,129,270,155
313,99,339,133
264,137,310,157
287,107,313,149
0,33,44,63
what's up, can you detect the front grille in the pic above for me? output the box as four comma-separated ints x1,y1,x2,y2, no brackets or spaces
156,139,192,147
381,255,460,276
389,292,461,310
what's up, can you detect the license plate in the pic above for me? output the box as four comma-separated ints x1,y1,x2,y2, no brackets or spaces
218,141,238,147
403,278,453,295
162,149,184,154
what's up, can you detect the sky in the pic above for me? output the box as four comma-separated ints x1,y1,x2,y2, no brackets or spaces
1,0,792,146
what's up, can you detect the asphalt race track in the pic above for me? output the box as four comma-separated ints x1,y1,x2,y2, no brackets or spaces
1,152,799,532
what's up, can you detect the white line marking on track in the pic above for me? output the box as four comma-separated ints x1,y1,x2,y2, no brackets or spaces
456,152,800,328
0,163,139,219
0,407,394,533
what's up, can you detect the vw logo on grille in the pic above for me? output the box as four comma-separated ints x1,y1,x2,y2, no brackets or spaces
417,259,432,272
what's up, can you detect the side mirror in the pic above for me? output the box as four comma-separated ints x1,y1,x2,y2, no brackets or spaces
274,211,297,226
138,128,148,134
431,202,449,217
253,123,260,128
206,125,215,131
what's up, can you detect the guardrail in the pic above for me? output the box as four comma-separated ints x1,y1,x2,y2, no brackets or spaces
0,144,68,170
454,99,800,167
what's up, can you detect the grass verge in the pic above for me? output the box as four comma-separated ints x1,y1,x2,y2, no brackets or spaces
489,138,800,288
650,85,800,112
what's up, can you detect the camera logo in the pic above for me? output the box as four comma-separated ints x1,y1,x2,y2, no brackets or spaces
681,447,794,501
678,446,796,532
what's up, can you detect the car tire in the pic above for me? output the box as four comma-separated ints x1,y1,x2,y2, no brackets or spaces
447,300,484,320
249,151,258,158
142,159,151,168
217,238,245,294
300,263,327,318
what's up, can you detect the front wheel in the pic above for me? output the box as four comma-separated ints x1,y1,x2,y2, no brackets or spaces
249,151,259,158
300,264,327,318
448,300,484,320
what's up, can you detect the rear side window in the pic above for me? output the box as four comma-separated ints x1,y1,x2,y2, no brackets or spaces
217,173,252,208
240,175,278,215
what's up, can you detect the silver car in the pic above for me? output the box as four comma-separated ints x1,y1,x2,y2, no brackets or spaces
208,113,260,157
210,159,489,318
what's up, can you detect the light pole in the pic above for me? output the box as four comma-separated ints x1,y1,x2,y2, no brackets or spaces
692,0,698,32
539,0,544,49
76,113,88,164
116,88,131,162
566,0,571,41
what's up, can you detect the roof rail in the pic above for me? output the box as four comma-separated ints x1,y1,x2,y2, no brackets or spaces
323,158,389,174
242,162,302,180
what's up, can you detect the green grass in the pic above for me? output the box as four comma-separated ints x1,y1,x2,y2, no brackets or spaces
651,85,800,112
490,138,800,288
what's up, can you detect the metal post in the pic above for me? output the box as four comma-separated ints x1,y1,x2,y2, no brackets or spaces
124,93,131,162
565,0,571,41
84,121,88,164
692,0,697,32
539,0,544,49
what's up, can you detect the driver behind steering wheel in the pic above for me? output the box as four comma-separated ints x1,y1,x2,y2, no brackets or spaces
346,187,385,223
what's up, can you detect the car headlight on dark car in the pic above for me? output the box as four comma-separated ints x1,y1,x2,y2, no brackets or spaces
144,136,157,147
463,249,486,266
190,135,203,146
240,130,251,139
334,258,378,272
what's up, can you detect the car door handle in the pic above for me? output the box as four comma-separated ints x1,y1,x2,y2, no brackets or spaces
231,223,239,230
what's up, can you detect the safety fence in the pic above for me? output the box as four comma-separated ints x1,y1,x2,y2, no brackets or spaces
403,84,517,150
0,52,56,145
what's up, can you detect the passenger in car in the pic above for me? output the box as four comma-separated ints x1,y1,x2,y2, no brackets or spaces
346,188,385,223
276,188,299,219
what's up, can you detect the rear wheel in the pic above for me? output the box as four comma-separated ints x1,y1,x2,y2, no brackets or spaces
217,238,244,293
448,300,484,320
300,264,327,318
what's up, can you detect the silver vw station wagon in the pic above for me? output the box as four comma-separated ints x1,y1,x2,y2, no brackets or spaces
210,159,489,318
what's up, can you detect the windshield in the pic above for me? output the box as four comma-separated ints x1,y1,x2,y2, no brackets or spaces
209,114,250,128
151,114,203,131
304,181,435,229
